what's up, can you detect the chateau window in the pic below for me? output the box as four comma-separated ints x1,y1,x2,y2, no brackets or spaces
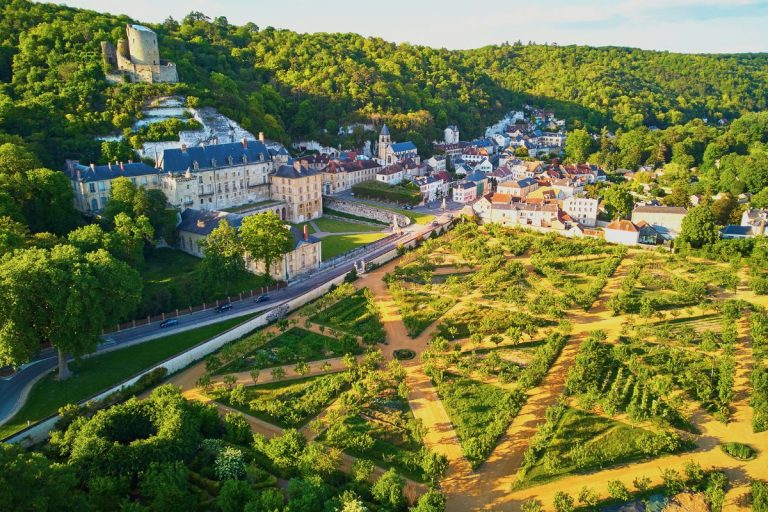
211,159,217,168
193,161,199,171
98,182,105,192
242,155,248,164
228,156,234,166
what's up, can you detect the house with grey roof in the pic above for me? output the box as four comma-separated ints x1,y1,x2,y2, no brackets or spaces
64,160,161,213
177,208,321,281
157,139,274,212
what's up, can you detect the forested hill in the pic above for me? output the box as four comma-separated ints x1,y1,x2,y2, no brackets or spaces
1,0,767,166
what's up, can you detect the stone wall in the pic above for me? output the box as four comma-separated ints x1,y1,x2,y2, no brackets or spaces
324,197,411,227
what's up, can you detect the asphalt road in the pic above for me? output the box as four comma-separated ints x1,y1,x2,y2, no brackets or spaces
0,212,456,426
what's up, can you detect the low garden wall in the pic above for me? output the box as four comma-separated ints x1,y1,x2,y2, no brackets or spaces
324,197,410,227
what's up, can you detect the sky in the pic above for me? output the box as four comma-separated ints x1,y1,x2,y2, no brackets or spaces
48,0,768,53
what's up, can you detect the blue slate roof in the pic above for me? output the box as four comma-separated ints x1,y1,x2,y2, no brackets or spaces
65,161,158,183
274,163,319,179
721,225,753,237
160,140,271,173
469,138,495,148
380,124,390,136
178,208,319,248
391,141,417,153
466,171,487,182
515,177,538,188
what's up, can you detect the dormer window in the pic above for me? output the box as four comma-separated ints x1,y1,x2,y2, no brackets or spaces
228,155,234,166
242,154,248,164
193,161,199,171
211,158,217,168
259,153,264,162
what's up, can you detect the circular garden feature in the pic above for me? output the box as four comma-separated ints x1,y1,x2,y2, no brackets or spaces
393,349,416,360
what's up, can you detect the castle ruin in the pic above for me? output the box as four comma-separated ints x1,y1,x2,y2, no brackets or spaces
102,24,178,83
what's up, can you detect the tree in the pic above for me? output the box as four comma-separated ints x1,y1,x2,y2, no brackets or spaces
601,185,634,219
607,480,630,501
140,461,196,512
217,480,257,512
752,187,768,208
711,193,739,225
411,489,446,512
23,168,79,235
239,211,293,278
0,443,83,510
198,219,244,295
662,184,690,207
371,468,405,510
0,245,141,379
112,212,154,266
0,216,28,255
552,491,575,512
566,128,593,163
678,205,720,248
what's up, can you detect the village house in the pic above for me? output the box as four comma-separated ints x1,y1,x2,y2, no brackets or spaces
562,196,599,227
413,175,445,203
425,155,447,173
473,158,494,174
497,177,539,199
321,159,382,195
631,206,688,239
376,164,406,185
177,209,321,281
452,181,477,204
603,219,640,246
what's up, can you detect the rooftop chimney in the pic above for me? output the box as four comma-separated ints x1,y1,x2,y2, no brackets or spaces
258,132,265,143
196,220,205,229
90,163,96,171
303,224,309,241
293,160,302,172
241,138,248,149
108,162,112,171
212,136,218,145
120,161,124,171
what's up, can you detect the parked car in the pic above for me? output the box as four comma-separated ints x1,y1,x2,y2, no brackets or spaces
431,220,439,226
159,318,178,328
215,303,233,313
403,205,413,210
254,295,270,303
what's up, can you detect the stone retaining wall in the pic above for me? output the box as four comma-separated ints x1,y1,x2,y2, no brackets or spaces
324,197,410,227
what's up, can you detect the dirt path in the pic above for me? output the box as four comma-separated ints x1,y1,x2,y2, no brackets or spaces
161,247,768,512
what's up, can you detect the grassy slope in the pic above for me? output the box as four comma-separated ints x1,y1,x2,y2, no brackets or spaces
313,217,383,233
0,315,252,439
321,232,389,260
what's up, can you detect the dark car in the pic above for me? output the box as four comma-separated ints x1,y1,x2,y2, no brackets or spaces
159,318,178,328
254,295,270,303
403,205,413,210
215,303,233,313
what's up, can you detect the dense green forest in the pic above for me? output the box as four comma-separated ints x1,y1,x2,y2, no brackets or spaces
1,0,767,168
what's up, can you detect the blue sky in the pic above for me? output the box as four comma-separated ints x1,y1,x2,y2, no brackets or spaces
51,0,768,53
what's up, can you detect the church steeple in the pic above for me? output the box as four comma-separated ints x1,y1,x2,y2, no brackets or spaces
378,124,392,162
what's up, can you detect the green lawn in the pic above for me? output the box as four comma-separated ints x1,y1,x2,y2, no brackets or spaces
389,286,457,338
313,217,383,233
214,327,361,374
212,373,351,428
139,248,270,317
320,232,389,260
0,315,252,439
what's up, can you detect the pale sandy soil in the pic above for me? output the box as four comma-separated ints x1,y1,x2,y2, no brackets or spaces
163,247,768,512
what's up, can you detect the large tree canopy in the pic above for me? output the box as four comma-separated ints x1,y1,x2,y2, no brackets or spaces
0,244,142,378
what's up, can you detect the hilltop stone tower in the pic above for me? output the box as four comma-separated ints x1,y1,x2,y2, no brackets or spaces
102,24,178,83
